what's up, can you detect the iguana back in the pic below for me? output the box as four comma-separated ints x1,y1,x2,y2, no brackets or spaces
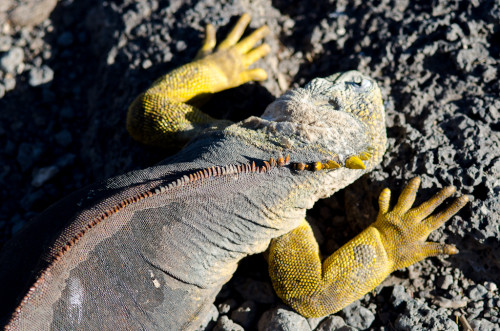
1,131,343,329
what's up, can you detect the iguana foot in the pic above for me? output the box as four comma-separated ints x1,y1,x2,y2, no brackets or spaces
373,176,469,270
267,177,468,318
127,14,270,146
193,13,270,90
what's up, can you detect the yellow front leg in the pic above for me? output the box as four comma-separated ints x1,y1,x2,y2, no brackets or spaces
127,14,270,146
268,177,469,318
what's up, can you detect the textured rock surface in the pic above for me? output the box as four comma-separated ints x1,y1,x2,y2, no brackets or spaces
0,0,498,329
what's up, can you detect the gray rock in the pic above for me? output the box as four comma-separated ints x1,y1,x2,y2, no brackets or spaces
55,154,76,168
258,306,311,331
391,285,411,307
60,107,75,119
395,298,458,331
471,300,484,310
485,282,498,292
455,43,489,72
469,284,488,301
16,142,44,171
389,284,460,330
0,47,24,73
342,302,375,329
230,300,257,329
482,65,496,82
54,130,72,147
218,298,237,315
10,214,26,235
315,315,347,331
57,32,74,46
0,35,13,52
4,75,16,91
29,65,54,86
213,316,245,331
0,83,5,98
470,318,500,331
433,296,467,309
142,59,153,69
8,0,58,26
446,23,463,42
306,316,324,330
176,40,187,52
31,165,59,187
436,274,454,290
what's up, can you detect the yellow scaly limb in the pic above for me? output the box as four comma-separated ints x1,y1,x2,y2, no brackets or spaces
127,13,270,146
268,177,468,317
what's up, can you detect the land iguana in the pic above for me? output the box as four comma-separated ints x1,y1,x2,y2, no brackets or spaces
0,14,468,330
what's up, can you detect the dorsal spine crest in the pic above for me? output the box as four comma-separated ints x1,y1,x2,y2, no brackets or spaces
12,152,354,322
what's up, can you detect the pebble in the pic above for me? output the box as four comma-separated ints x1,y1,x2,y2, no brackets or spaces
436,274,454,290
31,165,59,187
142,59,153,69
469,284,488,301
257,306,311,331
467,307,482,320
10,214,26,235
0,47,24,73
57,32,74,46
485,282,497,292
315,315,347,331
342,302,375,329
4,75,16,91
8,0,57,27
16,142,44,171
176,40,187,52
396,299,459,331
230,301,256,329
29,65,54,86
446,23,463,42
218,298,237,315
306,316,324,330
60,106,75,119
213,316,244,331
55,154,76,168
470,318,500,331
391,285,411,307
433,296,467,309
54,130,72,147
455,43,488,72
0,35,12,52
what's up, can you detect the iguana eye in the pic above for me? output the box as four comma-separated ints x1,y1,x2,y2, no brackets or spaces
361,78,372,89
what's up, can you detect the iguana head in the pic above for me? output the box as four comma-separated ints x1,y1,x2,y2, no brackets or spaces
252,70,387,170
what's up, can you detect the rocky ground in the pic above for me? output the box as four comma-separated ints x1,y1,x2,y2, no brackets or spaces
1,0,499,330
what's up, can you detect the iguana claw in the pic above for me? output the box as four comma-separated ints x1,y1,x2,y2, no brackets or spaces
374,176,469,270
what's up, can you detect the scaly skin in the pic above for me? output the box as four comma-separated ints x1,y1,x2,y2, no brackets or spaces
127,13,270,145
126,14,468,318
268,178,468,317
1,14,469,330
